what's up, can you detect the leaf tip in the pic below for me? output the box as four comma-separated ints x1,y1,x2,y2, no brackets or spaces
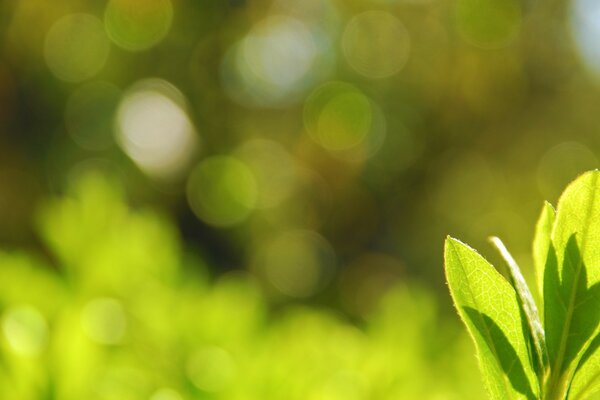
487,236,500,245
445,235,462,245
542,200,555,212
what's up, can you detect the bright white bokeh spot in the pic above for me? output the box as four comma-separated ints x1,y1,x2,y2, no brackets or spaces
44,13,110,82
244,16,316,88
81,297,127,345
222,15,333,108
342,11,410,79
116,79,198,179
571,0,600,78
187,346,236,392
2,305,48,356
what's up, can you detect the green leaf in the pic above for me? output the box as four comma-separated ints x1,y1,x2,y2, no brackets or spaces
445,237,538,400
533,201,555,300
489,236,547,376
552,171,600,285
570,336,600,400
543,170,600,398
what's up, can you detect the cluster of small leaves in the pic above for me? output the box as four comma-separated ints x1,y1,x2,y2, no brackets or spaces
445,170,600,400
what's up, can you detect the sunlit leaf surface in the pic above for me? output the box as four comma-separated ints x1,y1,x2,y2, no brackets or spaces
445,237,538,399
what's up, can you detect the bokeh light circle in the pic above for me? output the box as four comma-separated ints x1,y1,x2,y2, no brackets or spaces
455,0,521,49
571,0,600,79
235,139,298,209
255,230,336,298
81,297,127,345
243,16,316,88
342,11,410,79
104,0,173,51
221,15,334,108
1,305,48,356
186,346,236,392
187,156,258,227
44,14,110,82
304,82,374,152
66,81,121,151
115,79,198,179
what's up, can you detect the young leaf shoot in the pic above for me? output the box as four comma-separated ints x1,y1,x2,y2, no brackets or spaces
445,170,600,400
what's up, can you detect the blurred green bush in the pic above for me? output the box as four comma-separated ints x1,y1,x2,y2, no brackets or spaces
0,175,484,399
2,0,600,290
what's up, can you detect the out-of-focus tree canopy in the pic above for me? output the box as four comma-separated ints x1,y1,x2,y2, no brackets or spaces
1,0,599,292
0,0,599,396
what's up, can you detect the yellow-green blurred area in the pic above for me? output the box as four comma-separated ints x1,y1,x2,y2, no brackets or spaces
0,0,599,397
0,174,484,399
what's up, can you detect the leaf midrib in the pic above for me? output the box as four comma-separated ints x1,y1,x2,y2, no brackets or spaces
551,174,599,389
450,242,517,400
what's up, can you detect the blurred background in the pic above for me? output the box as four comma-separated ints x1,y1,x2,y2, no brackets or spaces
0,0,599,398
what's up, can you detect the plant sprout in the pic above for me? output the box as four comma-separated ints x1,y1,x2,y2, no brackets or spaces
445,170,600,400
